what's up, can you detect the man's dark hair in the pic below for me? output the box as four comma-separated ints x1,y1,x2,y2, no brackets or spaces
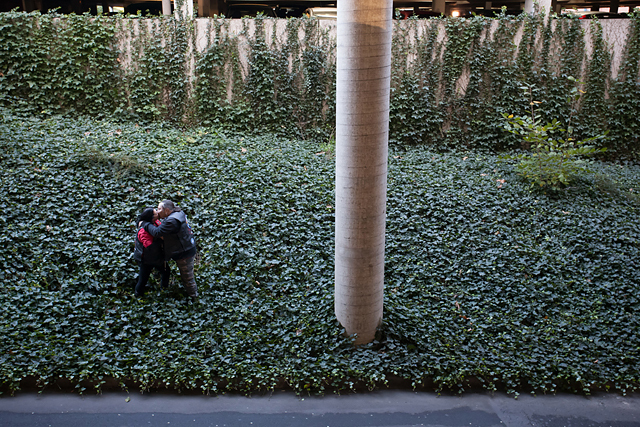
161,199,179,212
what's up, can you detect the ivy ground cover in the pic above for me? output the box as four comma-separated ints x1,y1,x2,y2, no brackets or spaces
1,113,639,396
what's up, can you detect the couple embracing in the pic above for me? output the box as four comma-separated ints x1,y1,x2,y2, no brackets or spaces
133,200,198,301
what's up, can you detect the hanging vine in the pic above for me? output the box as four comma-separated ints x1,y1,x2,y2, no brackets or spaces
0,10,639,156
195,18,240,128
608,11,640,156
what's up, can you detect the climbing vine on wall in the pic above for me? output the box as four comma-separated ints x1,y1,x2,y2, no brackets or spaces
0,10,639,155
195,18,244,128
120,15,193,122
608,16,640,154
0,11,123,116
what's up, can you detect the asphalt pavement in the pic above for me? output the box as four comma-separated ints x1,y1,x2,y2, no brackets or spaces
1,389,639,427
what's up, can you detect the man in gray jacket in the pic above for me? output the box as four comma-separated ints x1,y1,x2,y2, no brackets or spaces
143,199,198,300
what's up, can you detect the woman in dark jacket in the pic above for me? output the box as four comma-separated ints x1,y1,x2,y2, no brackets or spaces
133,207,170,297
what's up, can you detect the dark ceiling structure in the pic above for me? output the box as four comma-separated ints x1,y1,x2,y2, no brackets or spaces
3,0,637,16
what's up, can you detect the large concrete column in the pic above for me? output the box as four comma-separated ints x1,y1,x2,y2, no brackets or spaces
162,0,171,15
335,0,392,345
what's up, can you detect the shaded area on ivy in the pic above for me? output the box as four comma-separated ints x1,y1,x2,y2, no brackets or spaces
0,113,638,396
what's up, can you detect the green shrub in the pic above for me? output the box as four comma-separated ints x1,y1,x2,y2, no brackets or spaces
502,79,608,189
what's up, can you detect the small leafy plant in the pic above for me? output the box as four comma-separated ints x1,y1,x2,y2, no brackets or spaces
502,77,608,190
318,131,335,156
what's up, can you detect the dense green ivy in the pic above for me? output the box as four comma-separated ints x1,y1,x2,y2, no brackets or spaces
120,16,194,122
0,11,123,117
1,11,639,155
1,113,638,395
195,18,246,129
389,19,443,146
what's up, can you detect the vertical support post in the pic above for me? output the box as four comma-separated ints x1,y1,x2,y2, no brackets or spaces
433,0,446,14
21,0,36,12
610,0,619,13
215,0,225,16
199,0,211,17
335,0,392,345
163,0,171,15
524,0,531,12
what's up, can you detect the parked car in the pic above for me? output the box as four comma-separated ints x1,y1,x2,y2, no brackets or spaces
304,7,337,20
561,10,628,18
226,3,276,18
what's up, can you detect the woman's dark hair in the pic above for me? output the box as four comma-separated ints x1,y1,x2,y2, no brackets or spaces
137,207,155,224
